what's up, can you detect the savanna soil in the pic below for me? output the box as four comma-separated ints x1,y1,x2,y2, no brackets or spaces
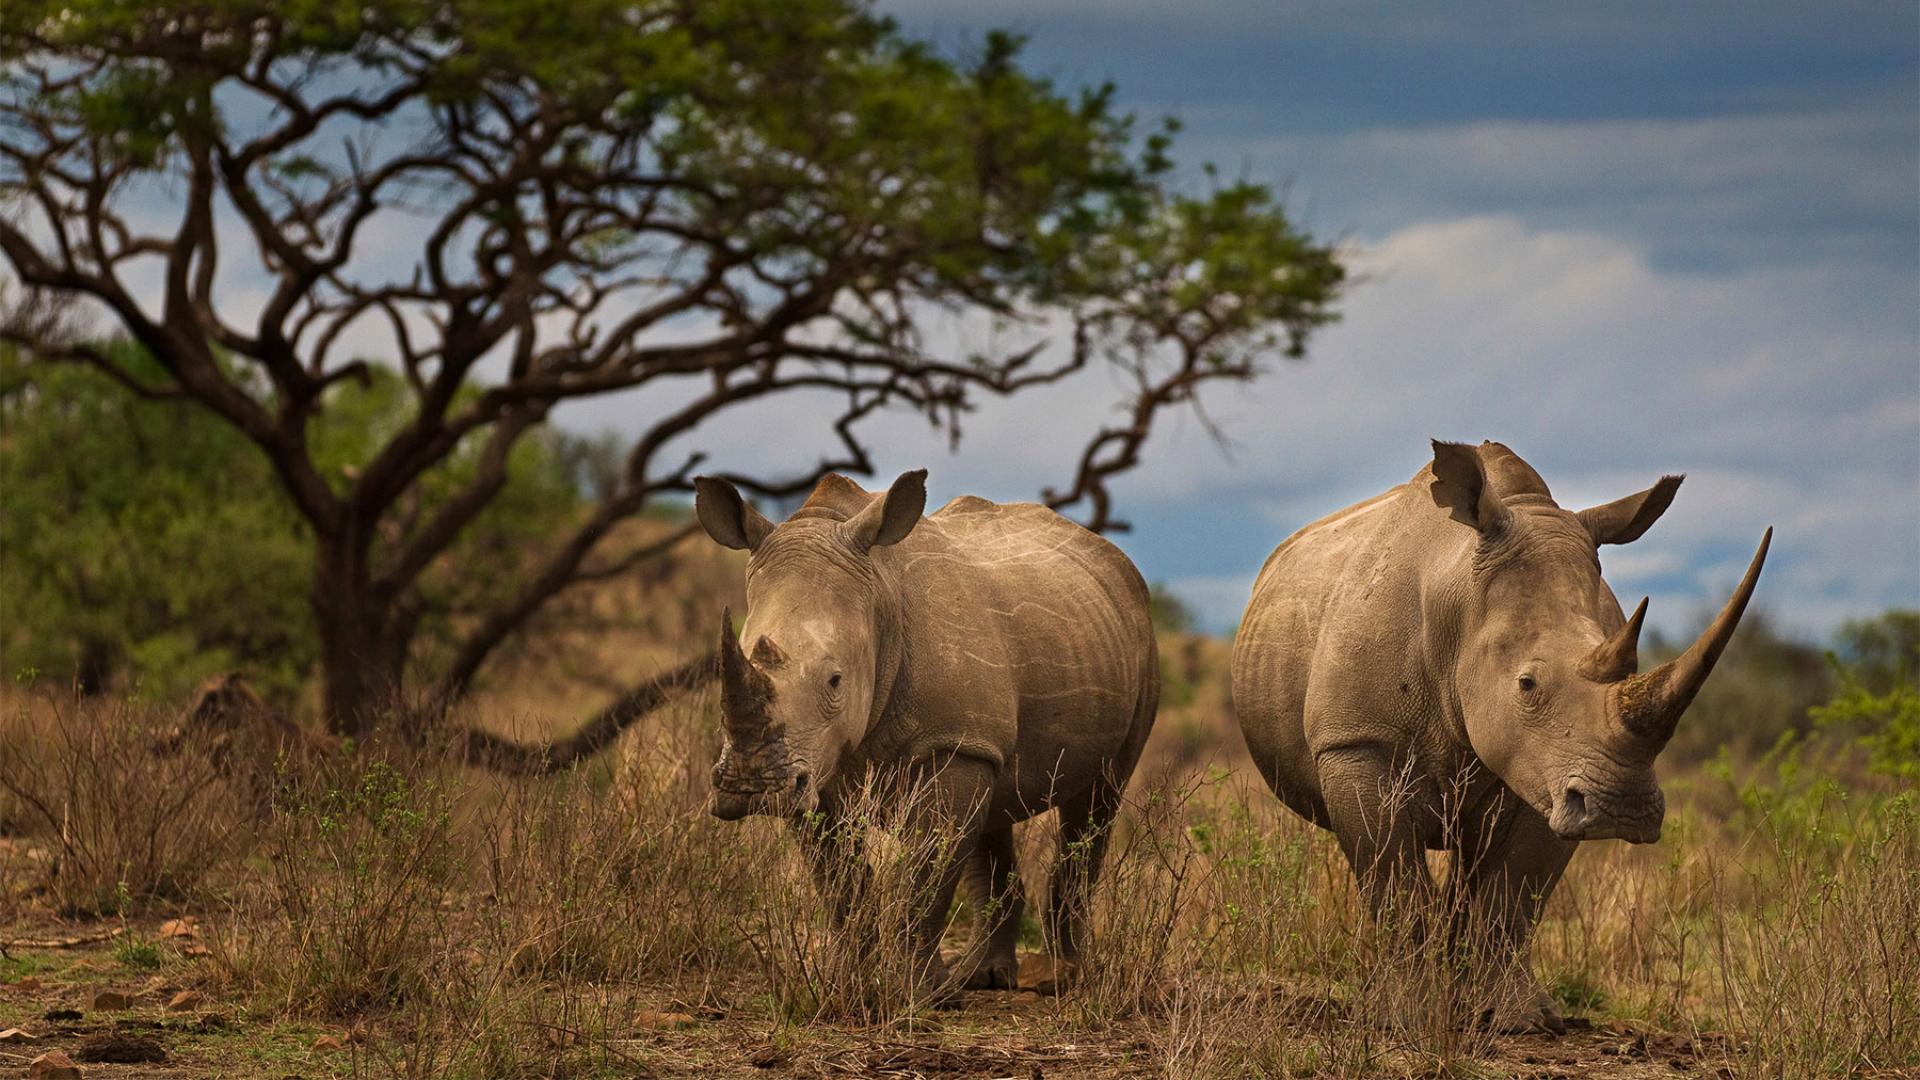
0,914,1725,1079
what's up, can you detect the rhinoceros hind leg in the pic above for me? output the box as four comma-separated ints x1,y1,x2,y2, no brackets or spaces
1044,773,1123,967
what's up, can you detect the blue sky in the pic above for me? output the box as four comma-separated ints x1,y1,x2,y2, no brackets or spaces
28,2,1914,641
816,0,1918,637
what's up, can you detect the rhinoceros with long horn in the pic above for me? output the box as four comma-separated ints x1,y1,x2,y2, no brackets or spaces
694,469,1159,992
1232,440,1770,1032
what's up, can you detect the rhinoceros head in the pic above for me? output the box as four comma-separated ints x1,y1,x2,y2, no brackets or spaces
692,469,927,820
1429,441,1769,844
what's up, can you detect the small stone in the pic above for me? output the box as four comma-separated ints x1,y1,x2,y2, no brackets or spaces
27,1050,82,1080
1,1027,39,1042
135,976,173,998
1016,954,1070,996
76,1033,167,1064
89,989,133,1011
748,1045,793,1068
165,990,205,1012
633,1010,697,1031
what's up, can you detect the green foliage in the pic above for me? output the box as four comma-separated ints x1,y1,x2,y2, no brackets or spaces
0,342,314,699
1148,583,1195,635
1651,611,1832,766
112,931,165,970
3,0,1338,344
0,345,585,700
1810,609,1920,780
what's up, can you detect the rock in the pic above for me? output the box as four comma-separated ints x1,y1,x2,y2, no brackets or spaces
89,989,133,1011
1,1027,39,1042
633,1010,697,1031
135,976,175,998
158,917,198,939
748,1045,794,1068
1016,954,1071,996
76,1033,167,1064
165,990,206,1012
27,1050,82,1080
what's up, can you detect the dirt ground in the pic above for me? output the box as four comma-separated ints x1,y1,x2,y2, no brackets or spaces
1,916,1743,1080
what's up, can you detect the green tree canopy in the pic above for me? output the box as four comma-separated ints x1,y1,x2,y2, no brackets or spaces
1,342,589,701
1,0,1343,740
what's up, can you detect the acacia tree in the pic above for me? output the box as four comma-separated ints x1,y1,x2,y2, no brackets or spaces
0,0,1343,744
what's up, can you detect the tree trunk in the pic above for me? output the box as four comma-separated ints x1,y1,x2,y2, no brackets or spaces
311,534,403,739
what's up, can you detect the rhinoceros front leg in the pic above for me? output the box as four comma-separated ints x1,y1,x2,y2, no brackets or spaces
956,824,1023,990
793,809,870,933
905,753,998,998
1454,804,1576,1034
1318,746,1438,920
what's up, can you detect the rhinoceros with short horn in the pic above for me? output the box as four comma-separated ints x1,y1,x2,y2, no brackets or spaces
693,469,1159,991
1232,440,1770,1032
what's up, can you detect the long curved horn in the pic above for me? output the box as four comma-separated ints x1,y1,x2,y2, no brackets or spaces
1616,528,1772,742
718,608,775,739
1580,596,1648,683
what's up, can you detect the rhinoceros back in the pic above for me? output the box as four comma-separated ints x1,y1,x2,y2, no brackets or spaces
882,496,1158,816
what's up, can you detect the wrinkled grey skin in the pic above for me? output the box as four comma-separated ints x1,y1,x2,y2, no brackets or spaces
1232,440,1770,1032
694,469,1159,992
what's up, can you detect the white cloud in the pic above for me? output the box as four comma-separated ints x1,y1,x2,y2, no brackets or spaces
760,212,1917,637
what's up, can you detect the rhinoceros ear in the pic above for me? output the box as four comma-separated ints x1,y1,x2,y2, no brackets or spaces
694,476,775,552
1577,475,1684,546
1429,440,1510,534
847,469,927,552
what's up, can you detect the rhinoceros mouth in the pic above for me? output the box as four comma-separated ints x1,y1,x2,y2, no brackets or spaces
1547,781,1664,844
710,762,817,820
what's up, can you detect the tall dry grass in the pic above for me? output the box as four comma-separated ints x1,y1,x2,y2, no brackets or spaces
0,691,245,915
1,658,1915,1078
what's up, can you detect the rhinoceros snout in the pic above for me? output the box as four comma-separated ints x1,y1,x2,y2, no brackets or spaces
1548,782,1663,844
709,762,817,820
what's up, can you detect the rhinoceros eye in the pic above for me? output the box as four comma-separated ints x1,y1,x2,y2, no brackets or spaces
828,672,843,690
1517,674,1538,693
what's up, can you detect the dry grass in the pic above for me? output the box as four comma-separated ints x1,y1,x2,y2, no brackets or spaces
0,691,246,915
1,635,1916,1078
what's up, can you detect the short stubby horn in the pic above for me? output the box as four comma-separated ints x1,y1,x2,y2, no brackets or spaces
1579,596,1648,683
718,607,776,739
1614,528,1772,743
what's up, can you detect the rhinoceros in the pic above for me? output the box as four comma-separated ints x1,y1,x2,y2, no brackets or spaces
692,469,1159,991
1231,440,1769,1031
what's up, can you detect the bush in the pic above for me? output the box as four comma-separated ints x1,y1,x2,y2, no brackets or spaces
0,693,245,914
0,343,313,700
1811,609,1919,780
0,344,592,705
